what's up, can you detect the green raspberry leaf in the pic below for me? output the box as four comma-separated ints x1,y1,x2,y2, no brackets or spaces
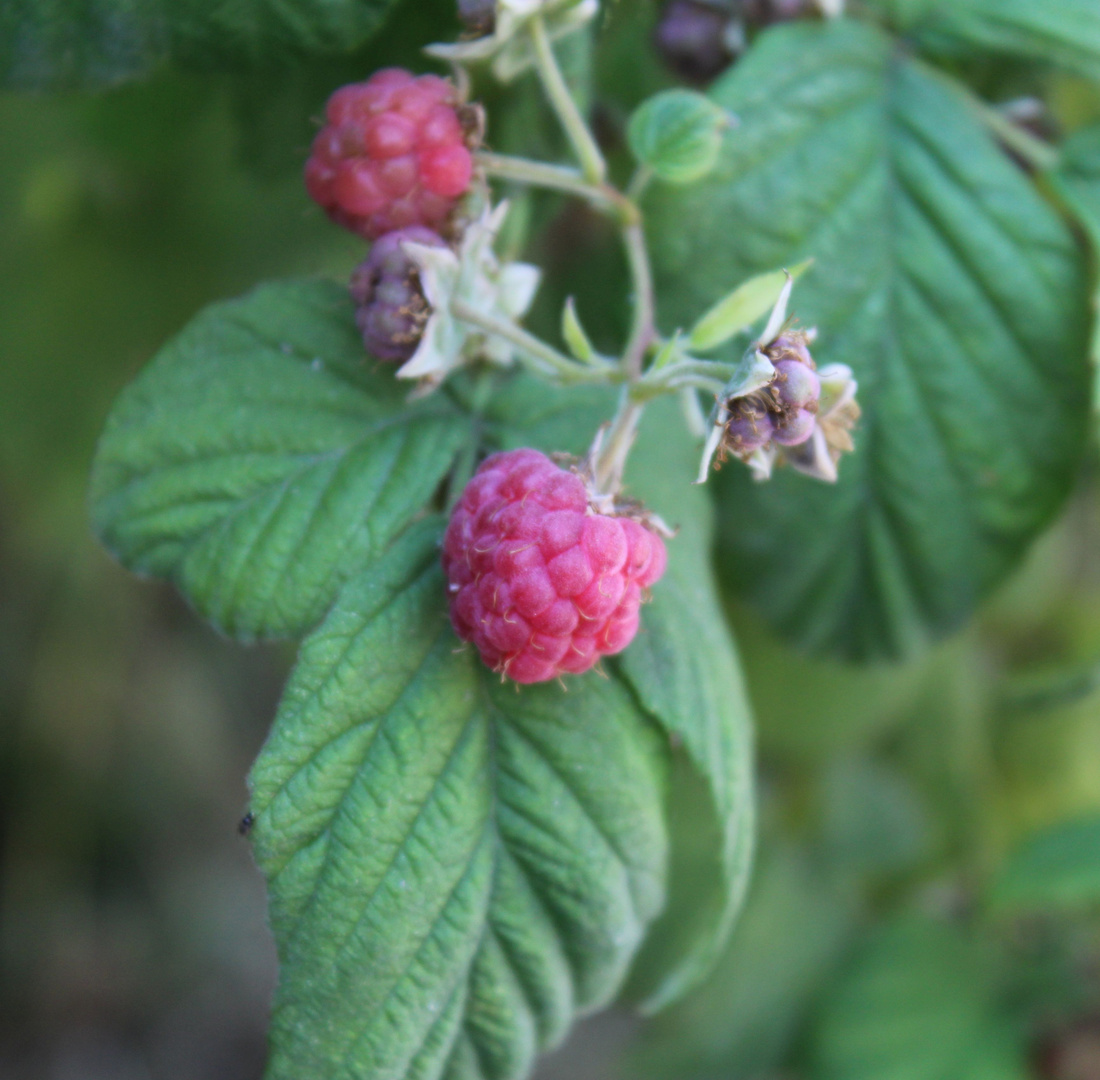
248,521,669,1079
1049,124,1100,394
989,813,1100,914
891,0,1100,83
461,383,757,1010
811,916,1026,1080
91,279,471,642
615,401,755,1010
628,89,731,185
0,0,415,90
649,20,1091,660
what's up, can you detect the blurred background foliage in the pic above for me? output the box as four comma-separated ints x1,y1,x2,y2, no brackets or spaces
4,0,1100,1077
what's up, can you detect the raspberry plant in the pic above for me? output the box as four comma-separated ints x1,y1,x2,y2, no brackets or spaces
9,0,1100,1075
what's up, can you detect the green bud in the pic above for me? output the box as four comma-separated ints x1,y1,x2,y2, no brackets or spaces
627,89,731,185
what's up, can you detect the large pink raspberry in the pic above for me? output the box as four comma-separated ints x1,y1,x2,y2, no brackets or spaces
305,69,475,240
442,449,668,685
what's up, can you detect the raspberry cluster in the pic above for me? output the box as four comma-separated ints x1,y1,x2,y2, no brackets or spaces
305,69,475,240
442,449,668,684
349,226,444,362
724,332,821,456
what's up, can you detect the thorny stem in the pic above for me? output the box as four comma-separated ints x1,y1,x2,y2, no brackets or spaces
528,15,608,186
450,298,615,384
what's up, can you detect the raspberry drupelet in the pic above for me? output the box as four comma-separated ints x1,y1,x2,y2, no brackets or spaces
442,449,668,685
305,69,475,240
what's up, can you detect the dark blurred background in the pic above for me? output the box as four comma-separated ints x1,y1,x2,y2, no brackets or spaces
4,2,1100,1078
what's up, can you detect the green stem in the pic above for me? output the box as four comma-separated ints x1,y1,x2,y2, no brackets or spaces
621,222,656,377
473,153,616,208
640,357,735,388
680,387,709,438
976,99,1059,172
594,393,645,493
450,298,615,384
646,373,727,397
626,165,654,203
528,14,607,185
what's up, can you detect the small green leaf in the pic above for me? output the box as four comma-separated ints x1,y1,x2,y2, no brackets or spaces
812,916,1025,1080
990,813,1100,913
0,0,408,89
650,20,1091,659
249,522,669,1078
628,89,730,185
91,279,471,641
689,260,813,353
561,297,598,364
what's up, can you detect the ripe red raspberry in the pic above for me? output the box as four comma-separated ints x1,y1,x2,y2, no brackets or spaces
442,449,668,685
305,69,475,241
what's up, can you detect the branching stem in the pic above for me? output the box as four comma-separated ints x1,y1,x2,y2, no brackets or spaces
451,298,615,384
528,15,607,185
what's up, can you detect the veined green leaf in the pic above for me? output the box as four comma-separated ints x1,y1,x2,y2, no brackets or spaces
649,20,1091,659
249,522,669,1079
480,385,756,1009
0,0,407,89
901,0,1100,83
990,813,1100,913
91,279,471,641
616,401,756,1010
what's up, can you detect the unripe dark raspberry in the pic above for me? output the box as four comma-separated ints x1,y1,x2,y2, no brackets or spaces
743,0,811,25
349,227,445,362
772,357,821,411
654,0,738,85
458,0,495,34
305,69,475,240
725,401,774,455
772,408,817,446
442,449,668,684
